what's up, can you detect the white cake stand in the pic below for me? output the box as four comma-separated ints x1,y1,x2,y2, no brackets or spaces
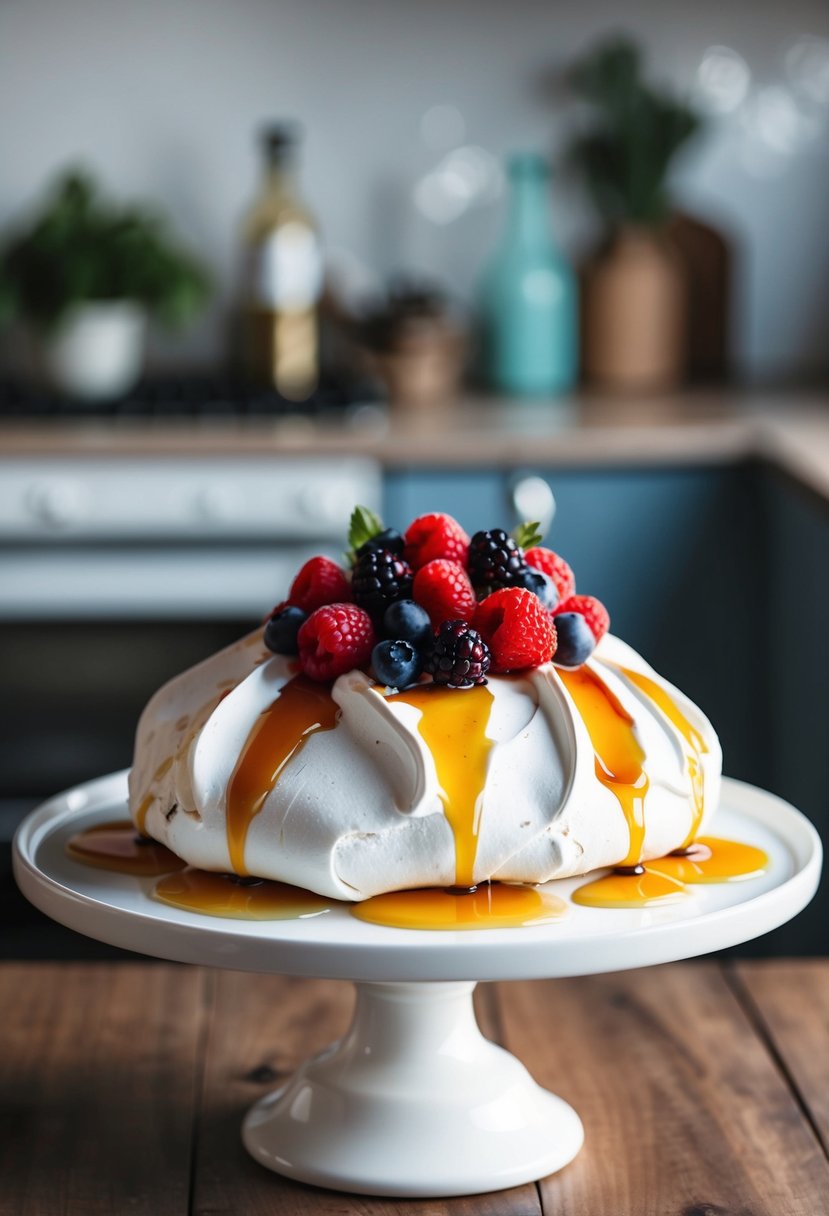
13,772,821,1199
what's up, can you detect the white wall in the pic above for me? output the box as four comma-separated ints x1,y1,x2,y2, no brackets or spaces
1,0,827,381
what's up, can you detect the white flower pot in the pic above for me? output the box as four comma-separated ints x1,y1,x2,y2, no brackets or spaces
38,301,147,401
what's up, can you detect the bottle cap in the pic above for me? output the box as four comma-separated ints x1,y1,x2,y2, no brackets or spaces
260,122,303,160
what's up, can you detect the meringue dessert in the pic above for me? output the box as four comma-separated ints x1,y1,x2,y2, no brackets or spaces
128,508,722,904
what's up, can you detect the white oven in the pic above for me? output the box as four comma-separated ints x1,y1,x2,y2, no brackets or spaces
0,453,381,821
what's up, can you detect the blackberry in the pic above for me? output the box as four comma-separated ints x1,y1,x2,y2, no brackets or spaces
425,619,491,689
468,529,528,596
352,548,413,620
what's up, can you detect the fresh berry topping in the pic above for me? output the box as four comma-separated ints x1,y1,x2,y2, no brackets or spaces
412,559,477,629
351,549,414,620
383,599,433,649
551,612,596,668
525,547,576,601
518,565,559,610
554,594,609,643
356,527,405,559
264,604,307,655
425,619,491,689
372,639,423,688
288,556,351,614
404,513,470,571
297,603,375,682
467,528,528,596
474,587,557,673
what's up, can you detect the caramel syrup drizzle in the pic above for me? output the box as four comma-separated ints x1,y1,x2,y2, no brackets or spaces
225,674,339,875
615,664,708,849
386,683,495,889
557,665,649,866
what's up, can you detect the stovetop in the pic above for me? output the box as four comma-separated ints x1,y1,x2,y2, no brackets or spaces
0,375,381,420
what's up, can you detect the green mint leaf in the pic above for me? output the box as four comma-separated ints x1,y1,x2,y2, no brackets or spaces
347,505,384,558
512,520,543,551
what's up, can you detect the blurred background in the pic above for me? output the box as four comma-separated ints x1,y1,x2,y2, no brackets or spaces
0,0,827,956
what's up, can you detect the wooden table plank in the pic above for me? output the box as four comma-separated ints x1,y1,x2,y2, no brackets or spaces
732,959,829,1160
495,964,829,1216
0,962,206,1216
191,973,540,1215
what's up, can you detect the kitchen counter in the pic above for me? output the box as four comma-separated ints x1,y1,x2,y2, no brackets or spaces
2,959,828,1214
2,390,829,500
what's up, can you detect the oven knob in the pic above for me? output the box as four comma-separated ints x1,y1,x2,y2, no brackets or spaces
295,483,350,525
192,485,239,522
25,481,86,528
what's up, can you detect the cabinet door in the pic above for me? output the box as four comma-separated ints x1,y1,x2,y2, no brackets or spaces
384,471,506,536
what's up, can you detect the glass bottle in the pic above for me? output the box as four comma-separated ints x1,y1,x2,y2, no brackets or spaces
479,153,577,396
242,124,323,399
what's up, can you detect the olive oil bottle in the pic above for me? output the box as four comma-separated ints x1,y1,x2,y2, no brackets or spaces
242,124,323,399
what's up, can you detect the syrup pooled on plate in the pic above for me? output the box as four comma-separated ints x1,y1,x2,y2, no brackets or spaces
226,674,339,875
153,868,334,920
571,866,687,908
648,837,768,884
351,881,567,931
385,682,495,889
66,821,186,877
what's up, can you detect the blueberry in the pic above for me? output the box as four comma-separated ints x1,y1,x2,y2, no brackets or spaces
372,639,423,688
521,566,559,610
552,613,596,669
383,599,433,647
356,528,405,558
264,605,307,655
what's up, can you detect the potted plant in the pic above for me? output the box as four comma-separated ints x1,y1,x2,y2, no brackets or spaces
567,38,702,391
0,170,211,401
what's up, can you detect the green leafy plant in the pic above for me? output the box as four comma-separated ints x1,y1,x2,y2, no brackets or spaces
0,170,211,332
567,38,702,229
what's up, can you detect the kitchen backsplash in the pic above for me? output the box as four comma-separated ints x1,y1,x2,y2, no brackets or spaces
0,0,827,382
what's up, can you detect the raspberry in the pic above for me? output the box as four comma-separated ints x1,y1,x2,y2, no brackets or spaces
289,556,351,614
352,549,413,620
525,547,575,601
474,587,557,673
467,529,527,596
412,559,476,629
425,620,491,688
298,603,376,682
554,594,609,643
404,513,470,571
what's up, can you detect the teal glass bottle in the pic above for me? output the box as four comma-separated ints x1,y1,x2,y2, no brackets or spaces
480,153,577,395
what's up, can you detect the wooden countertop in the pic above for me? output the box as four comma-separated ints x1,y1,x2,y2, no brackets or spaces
0,390,828,477
3,959,828,1214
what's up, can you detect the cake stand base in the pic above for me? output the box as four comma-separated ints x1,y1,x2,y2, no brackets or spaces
242,980,583,1197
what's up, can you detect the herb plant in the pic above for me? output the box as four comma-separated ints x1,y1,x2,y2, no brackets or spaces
567,38,702,229
0,170,211,332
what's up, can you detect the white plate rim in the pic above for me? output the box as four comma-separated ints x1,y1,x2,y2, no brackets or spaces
12,770,822,982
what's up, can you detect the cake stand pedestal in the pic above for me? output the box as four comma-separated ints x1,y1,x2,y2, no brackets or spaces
243,979,583,1196
13,773,821,1199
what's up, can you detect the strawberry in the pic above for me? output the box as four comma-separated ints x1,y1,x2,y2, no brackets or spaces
412,559,476,628
524,547,575,602
474,587,557,673
404,513,470,571
553,594,609,643
289,556,351,614
298,603,375,682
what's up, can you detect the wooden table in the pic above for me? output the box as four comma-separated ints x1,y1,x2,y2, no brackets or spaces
2,960,828,1215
